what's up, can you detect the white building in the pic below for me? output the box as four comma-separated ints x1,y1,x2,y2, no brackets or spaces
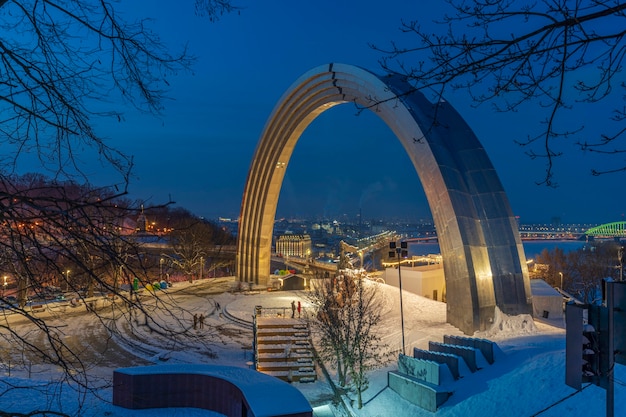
275,234,312,258
384,263,446,302
529,279,564,320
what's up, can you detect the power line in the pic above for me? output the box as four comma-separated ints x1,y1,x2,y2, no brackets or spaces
531,384,592,416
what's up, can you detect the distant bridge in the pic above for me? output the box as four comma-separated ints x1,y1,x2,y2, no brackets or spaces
404,236,439,243
585,221,626,238
274,256,337,274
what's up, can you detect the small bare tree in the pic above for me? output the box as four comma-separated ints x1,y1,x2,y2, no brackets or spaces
308,275,352,387
344,277,385,409
308,273,386,409
374,0,626,185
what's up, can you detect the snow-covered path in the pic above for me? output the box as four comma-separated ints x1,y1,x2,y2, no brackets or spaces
1,277,624,416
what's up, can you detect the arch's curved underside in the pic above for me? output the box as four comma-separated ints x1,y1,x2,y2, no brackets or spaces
236,63,532,334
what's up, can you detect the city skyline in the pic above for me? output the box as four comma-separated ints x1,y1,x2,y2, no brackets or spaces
23,1,623,225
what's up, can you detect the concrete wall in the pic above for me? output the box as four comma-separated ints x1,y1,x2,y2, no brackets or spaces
388,371,451,412
113,364,313,417
429,341,478,372
444,335,495,364
398,354,443,385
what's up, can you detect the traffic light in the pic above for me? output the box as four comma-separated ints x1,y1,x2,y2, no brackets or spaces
565,302,608,390
612,281,626,366
581,322,600,382
388,241,408,258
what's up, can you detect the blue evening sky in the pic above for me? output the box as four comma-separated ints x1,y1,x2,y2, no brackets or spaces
85,1,624,224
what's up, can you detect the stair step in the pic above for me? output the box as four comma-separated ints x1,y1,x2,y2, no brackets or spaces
261,369,317,377
254,318,316,383
256,353,313,360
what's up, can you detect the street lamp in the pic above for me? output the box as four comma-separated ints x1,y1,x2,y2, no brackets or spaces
618,246,624,281
3,276,7,296
559,272,564,290
389,240,408,355
65,270,70,292
159,258,164,282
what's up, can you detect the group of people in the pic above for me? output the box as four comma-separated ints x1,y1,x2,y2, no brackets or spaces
192,300,223,330
193,313,205,330
290,300,301,318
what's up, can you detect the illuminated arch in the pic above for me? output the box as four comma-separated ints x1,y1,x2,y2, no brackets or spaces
236,63,532,334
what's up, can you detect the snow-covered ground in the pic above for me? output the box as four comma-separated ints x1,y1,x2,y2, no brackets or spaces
1,276,624,416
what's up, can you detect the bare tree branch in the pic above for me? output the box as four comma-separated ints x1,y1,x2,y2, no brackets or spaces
0,1,239,414
373,0,626,186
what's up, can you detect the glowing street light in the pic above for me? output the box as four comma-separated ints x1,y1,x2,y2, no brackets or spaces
159,258,164,281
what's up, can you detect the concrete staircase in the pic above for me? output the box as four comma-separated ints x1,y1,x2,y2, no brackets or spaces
254,317,317,383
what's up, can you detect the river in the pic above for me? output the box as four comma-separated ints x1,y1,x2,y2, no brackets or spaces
408,239,586,261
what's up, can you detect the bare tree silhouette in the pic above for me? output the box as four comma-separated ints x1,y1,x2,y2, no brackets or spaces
0,1,238,414
373,0,626,186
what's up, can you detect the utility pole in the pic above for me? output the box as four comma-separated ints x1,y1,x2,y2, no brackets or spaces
618,247,623,281
565,279,626,417
389,241,407,355
607,280,614,417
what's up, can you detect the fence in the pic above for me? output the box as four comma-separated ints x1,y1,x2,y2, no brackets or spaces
254,306,308,319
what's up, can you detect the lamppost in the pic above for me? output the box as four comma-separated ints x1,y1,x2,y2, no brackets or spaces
65,270,70,292
389,240,408,355
159,258,164,282
359,251,364,272
618,246,624,281
559,271,564,290
3,276,7,296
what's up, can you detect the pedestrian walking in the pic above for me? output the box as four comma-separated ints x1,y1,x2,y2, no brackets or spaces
291,300,296,318
199,314,205,330
193,313,198,330
297,301,301,318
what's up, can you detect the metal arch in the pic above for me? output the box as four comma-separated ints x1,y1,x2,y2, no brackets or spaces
585,221,626,237
236,63,532,334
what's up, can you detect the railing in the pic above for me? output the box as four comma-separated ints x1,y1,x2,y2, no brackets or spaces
254,306,307,319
